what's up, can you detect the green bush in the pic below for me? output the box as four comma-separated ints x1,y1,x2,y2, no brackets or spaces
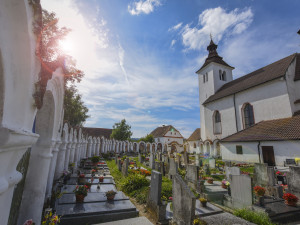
121,173,150,193
178,168,186,179
161,179,172,199
234,208,275,225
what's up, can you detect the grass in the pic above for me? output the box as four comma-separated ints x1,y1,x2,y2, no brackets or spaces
234,208,276,225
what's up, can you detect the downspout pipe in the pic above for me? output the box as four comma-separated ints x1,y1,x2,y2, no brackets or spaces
257,141,261,163
233,93,238,132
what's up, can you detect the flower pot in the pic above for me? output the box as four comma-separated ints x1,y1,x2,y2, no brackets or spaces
258,196,264,206
285,200,297,207
107,195,115,201
207,180,213,184
76,194,85,203
201,201,207,207
99,177,104,182
222,183,227,189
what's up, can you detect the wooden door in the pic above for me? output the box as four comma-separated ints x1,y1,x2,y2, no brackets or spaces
262,146,275,166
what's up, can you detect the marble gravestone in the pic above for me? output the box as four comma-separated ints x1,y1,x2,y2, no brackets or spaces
172,174,196,225
147,171,166,222
287,166,300,199
149,153,155,169
168,158,178,179
209,158,216,169
185,165,199,190
225,167,240,181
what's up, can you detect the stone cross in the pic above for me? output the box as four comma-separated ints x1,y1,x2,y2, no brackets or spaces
172,174,196,225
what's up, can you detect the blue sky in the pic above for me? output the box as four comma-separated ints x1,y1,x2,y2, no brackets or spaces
41,0,300,138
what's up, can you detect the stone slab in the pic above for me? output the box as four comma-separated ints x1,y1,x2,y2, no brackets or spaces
97,216,153,225
58,191,128,204
86,177,115,184
61,184,117,193
201,212,256,225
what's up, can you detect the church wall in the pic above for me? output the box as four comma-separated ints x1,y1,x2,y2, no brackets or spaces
187,140,200,154
284,57,300,114
221,141,300,166
235,79,293,130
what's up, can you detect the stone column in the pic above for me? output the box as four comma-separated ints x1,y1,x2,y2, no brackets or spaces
87,136,93,158
101,139,104,154
46,140,61,199
54,124,69,180
64,128,73,171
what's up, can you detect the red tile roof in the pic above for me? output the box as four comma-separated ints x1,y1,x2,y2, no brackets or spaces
187,128,201,141
82,127,112,139
221,115,300,142
150,125,182,138
204,53,298,105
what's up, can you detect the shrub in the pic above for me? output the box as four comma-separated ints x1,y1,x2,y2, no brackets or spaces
234,208,275,225
91,156,100,163
178,168,186,179
121,174,150,193
161,179,172,199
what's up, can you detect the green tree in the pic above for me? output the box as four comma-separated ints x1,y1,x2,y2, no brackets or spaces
111,119,133,141
41,9,89,126
139,134,154,143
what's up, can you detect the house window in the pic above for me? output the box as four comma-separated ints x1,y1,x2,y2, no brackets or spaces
243,103,255,128
213,110,222,134
222,71,226,81
236,145,243,154
193,143,196,148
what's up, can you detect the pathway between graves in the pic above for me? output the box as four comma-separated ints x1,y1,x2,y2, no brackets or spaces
55,158,140,225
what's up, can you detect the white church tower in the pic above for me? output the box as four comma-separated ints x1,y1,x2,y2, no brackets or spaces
196,39,234,141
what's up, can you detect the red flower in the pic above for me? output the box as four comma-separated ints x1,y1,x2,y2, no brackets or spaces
253,186,265,196
169,197,173,201
283,193,298,202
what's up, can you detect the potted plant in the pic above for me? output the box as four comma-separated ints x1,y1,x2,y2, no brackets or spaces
78,174,86,185
73,185,88,203
254,186,266,206
199,198,207,207
99,176,104,183
91,156,99,166
85,182,92,190
207,177,214,184
91,169,97,177
283,193,299,206
105,190,117,201
161,196,168,205
221,179,230,189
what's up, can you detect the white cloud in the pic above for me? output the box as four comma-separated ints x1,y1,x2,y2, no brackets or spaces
168,22,183,32
181,7,253,50
171,39,176,47
128,0,161,15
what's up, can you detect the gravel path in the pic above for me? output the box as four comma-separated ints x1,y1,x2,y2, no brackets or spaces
202,212,256,225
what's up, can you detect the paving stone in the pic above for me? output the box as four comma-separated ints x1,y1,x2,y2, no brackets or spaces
97,216,153,225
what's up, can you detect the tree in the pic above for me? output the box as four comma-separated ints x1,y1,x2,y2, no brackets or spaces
41,9,89,126
139,134,154,143
110,119,133,141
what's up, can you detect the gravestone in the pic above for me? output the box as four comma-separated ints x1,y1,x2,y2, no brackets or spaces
117,159,122,171
172,174,196,225
138,153,143,163
225,167,240,181
185,165,199,190
168,158,178,179
122,158,129,176
149,153,155,169
225,161,232,167
225,175,252,209
115,155,118,164
209,159,216,169
287,166,300,199
266,185,284,199
267,167,276,186
155,161,165,176
183,151,189,166
147,171,166,222
253,163,268,186
204,164,210,175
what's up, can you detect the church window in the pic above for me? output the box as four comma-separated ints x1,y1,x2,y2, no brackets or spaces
213,111,222,134
219,70,222,80
243,103,255,128
203,75,205,83
222,71,226,81
236,145,243,154
205,73,208,82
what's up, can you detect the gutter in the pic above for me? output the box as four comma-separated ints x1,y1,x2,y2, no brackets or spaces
257,141,261,163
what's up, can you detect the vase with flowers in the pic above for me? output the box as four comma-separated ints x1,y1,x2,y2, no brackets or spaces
207,177,214,184
221,179,230,189
283,193,298,206
73,185,88,203
105,190,117,201
254,186,266,206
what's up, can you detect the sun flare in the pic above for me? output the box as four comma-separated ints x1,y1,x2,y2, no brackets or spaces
59,39,74,54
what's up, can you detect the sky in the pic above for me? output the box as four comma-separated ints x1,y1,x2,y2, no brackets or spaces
41,0,300,138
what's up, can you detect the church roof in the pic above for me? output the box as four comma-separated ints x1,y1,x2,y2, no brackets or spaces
221,115,300,142
150,125,181,138
187,128,201,141
82,127,112,139
196,39,234,73
204,53,299,105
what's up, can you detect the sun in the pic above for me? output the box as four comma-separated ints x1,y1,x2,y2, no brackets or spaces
59,39,74,54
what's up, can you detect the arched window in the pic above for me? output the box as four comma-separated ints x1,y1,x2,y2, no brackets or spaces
219,70,222,80
222,71,226,81
213,111,222,134
243,103,255,128
193,142,196,148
